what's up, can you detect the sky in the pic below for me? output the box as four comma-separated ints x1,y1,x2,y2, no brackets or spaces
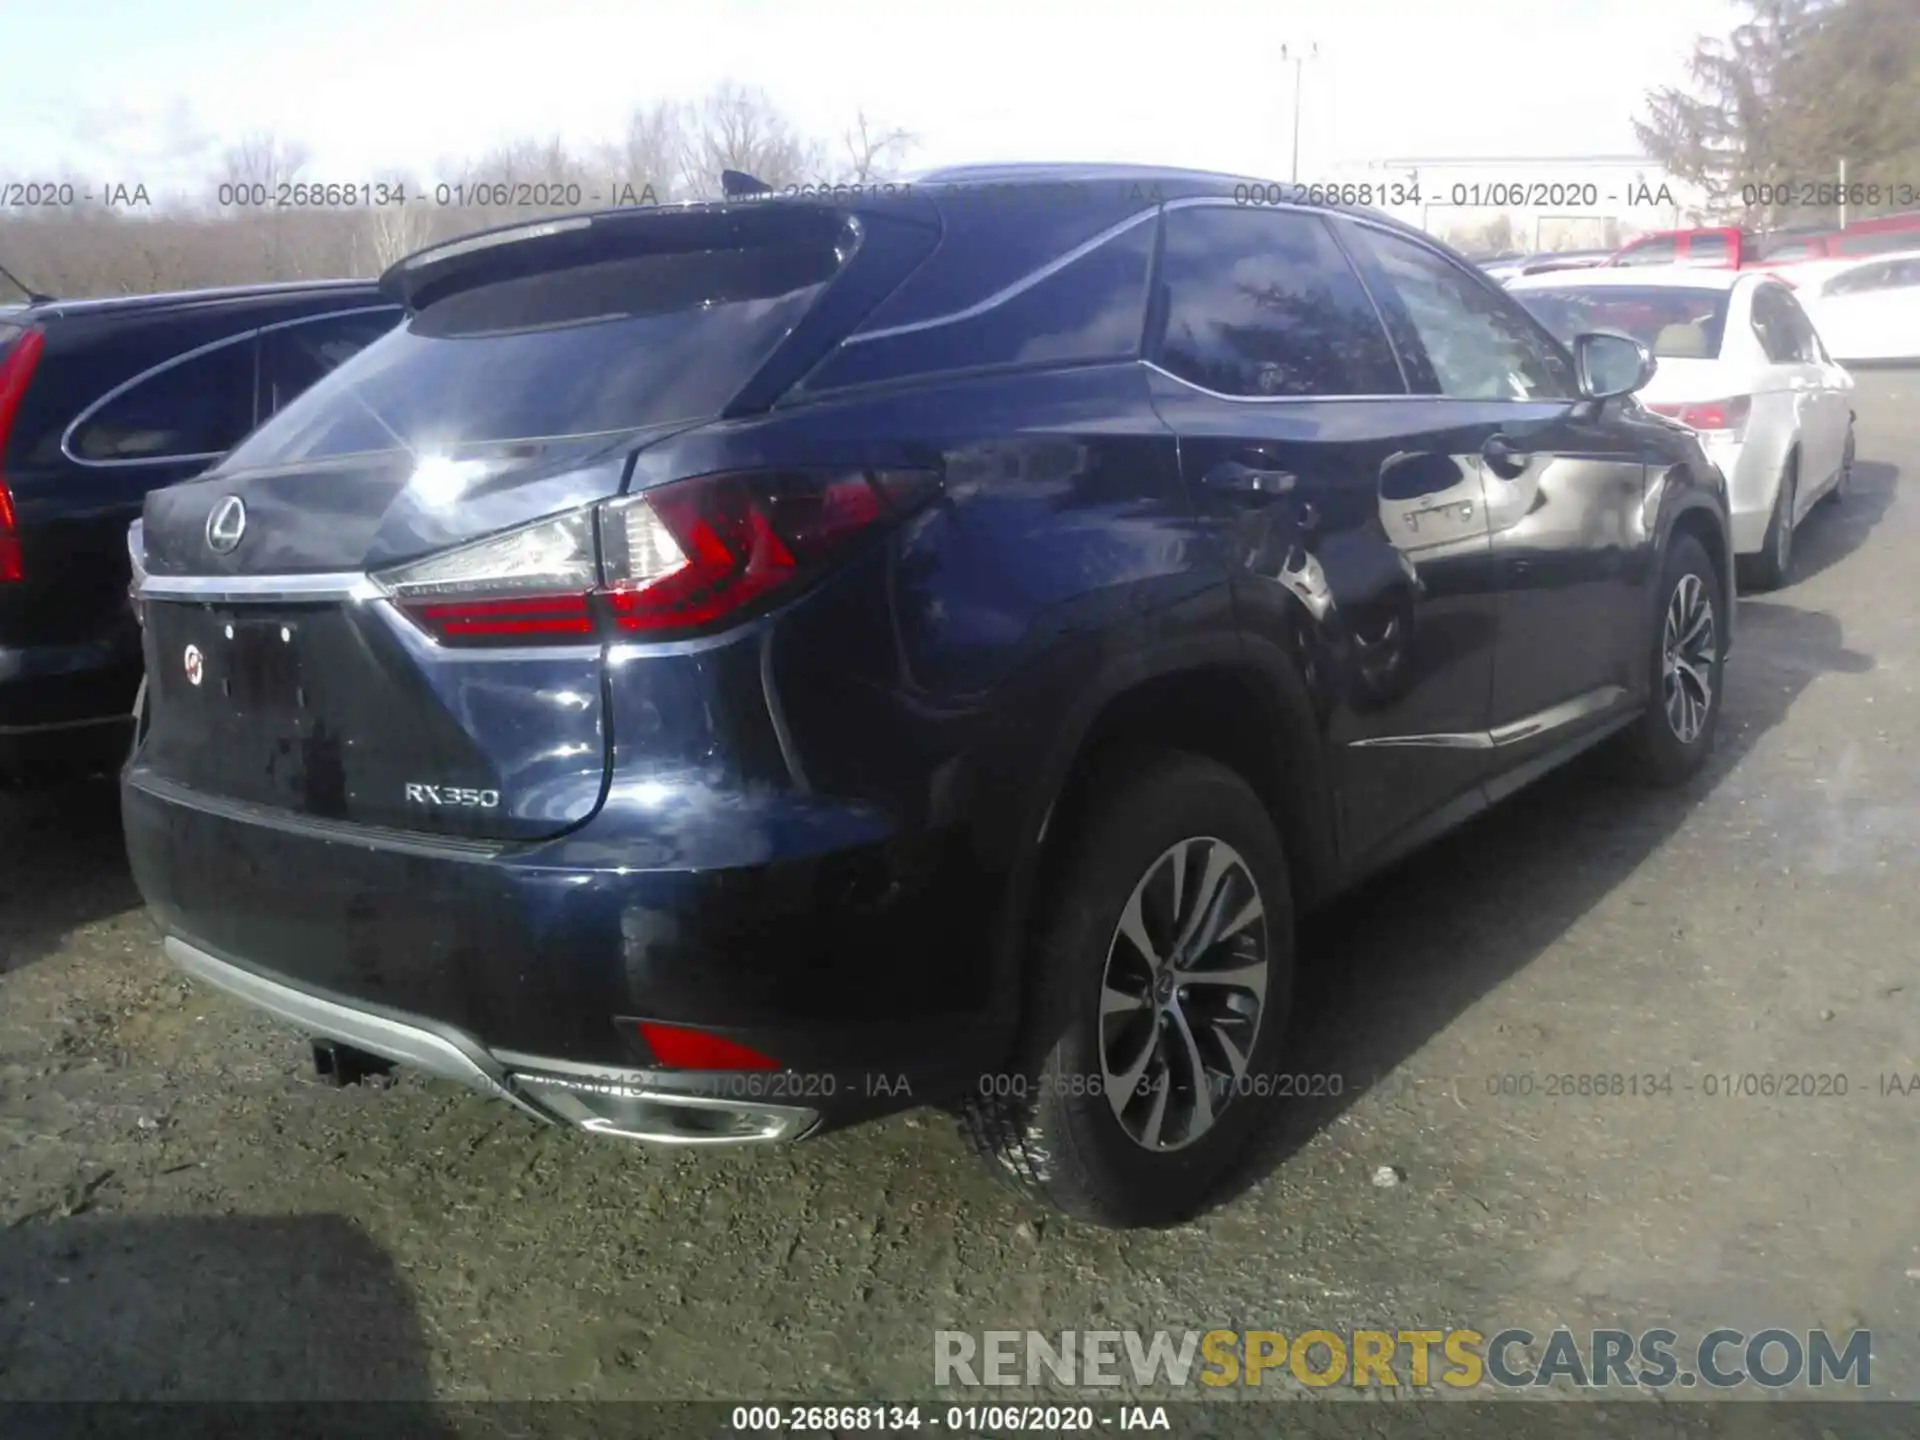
0,0,1747,201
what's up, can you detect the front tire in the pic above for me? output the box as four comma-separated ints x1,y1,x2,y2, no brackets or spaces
1619,533,1725,787
960,753,1293,1227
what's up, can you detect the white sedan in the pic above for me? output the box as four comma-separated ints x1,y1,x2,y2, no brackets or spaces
1795,249,1920,362
1509,267,1855,590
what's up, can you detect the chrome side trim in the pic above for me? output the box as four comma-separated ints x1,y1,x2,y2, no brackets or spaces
1489,684,1629,747
844,207,1160,344
162,935,550,1123
1350,684,1630,750
137,571,382,603
1348,730,1495,751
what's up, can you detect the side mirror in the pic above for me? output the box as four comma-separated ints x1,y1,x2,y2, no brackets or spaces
1573,330,1657,400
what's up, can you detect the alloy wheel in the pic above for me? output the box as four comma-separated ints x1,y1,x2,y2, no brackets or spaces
1097,837,1269,1152
1662,572,1717,745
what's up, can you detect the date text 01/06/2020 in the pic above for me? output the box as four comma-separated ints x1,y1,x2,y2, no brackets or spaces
728,1405,1171,1433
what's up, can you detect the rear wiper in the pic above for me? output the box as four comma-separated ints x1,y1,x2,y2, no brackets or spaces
0,262,54,306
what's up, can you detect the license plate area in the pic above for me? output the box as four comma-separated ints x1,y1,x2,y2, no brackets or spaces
157,605,317,723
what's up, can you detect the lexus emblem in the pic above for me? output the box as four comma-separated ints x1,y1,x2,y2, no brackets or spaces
183,644,204,686
205,496,247,554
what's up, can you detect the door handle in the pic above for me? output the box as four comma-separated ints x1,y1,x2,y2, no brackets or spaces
1202,460,1297,499
1481,434,1530,479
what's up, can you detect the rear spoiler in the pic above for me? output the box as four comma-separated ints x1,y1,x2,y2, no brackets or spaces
379,197,937,313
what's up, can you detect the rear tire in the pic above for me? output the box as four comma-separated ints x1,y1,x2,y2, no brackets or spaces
959,753,1293,1228
1619,533,1725,787
1826,423,1855,505
1740,456,1797,591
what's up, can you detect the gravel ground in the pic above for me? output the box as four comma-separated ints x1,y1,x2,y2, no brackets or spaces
3,371,1918,1413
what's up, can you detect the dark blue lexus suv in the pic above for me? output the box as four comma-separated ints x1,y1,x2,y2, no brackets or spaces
123,165,1734,1226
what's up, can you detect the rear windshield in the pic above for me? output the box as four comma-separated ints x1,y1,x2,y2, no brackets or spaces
1512,286,1731,360
216,235,845,470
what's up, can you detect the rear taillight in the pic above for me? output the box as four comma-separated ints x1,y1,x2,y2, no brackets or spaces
0,327,46,584
375,467,939,647
1647,396,1751,439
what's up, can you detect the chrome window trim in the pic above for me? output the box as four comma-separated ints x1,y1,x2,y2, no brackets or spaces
842,206,1161,345
1141,359,1413,404
62,303,401,470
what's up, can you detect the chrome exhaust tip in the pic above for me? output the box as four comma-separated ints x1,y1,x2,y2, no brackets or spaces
509,1071,819,1145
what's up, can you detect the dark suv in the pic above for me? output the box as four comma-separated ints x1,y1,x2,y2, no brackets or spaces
0,282,401,782
122,167,1734,1227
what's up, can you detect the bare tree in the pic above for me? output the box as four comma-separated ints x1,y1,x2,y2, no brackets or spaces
361,171,437,271
841,109,917,183
607,100,689,203
216,130,313,206
678,83,827,196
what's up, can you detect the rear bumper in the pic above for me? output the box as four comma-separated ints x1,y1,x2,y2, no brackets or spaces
165,934,820,1144
122,769,1006,1136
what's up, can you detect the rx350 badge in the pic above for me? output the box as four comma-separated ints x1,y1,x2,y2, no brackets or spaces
405,783,501,809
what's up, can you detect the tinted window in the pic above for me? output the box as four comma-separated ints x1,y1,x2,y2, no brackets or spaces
803,217,1152,393
1824,262,1894,297
1751,286,1813,364
221,237,844,468
256,309,401,417
1616,237,1679,267
1774,289,1824,361
1513,285,1730,360
1839,229,1920,256
1353,227,1576,399
1154,207,1402,398
1764,240,1822,262
1689,233,1731,264
68,336,256,462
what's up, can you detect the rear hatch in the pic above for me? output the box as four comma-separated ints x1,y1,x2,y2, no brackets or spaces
131,202,917,843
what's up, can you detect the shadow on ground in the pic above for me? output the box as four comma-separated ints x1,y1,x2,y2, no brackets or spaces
1788,459,1898,586
0,778,141,977
0,1214,449,1411
1216,552,1878,1209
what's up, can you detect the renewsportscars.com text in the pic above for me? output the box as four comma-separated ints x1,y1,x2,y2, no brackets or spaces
934,1327,1872,1390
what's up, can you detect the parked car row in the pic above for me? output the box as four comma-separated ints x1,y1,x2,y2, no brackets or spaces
0,282,402,784
1507,266,1855,589
1605,209,1920,272
94,164,1742,1226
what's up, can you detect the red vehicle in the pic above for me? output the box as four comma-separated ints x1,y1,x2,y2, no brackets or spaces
1757,211,1920,264
1605,226,1758,269
1607,212,1920,271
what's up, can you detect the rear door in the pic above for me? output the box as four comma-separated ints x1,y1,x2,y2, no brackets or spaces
1340,220,1650,766
1146,201,1503,861
1773,286,1850,494
1750,282,1839,507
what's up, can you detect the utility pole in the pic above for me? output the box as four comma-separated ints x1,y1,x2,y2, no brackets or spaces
1281,42,1320,183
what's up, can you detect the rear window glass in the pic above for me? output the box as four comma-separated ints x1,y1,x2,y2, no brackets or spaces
801,217,1153,393
218,238,845,469
1512,285,1731,360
